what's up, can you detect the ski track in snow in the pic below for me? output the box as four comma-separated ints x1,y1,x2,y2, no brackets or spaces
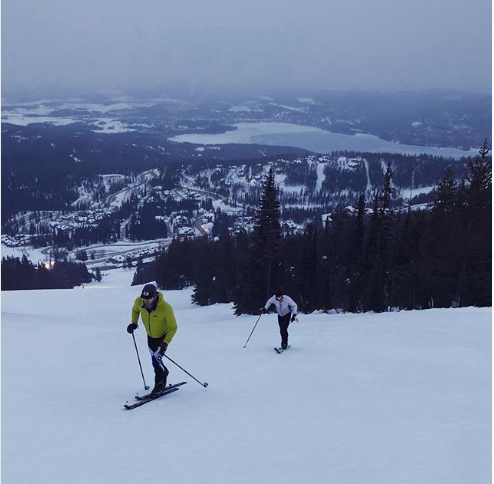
315,161,326,192
2,269,491,484
363,158,372,195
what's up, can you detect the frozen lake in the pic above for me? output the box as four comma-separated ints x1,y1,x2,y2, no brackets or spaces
170,122,477,159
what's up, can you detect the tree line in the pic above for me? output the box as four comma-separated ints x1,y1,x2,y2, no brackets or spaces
142,143,491,314
1,255,94,291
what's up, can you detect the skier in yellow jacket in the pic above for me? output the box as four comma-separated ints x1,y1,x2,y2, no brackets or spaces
127,283,178,396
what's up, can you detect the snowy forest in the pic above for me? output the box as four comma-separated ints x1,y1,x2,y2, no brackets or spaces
133,143,492,314
3,143,491,309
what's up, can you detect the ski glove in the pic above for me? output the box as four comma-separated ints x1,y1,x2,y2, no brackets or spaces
259,307,267,314
127,323,138,334
154,343,167,364
159,343,168,356
291,315,297,322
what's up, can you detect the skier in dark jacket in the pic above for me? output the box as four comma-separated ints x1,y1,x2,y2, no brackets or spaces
127,283,178,396
260,291,298,349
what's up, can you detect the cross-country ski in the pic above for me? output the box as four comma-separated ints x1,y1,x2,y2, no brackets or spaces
124,382,187,410
134,381,187,401
274,345,291,354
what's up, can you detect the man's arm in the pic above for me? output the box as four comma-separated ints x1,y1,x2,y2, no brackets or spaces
286,296,298,315
131,298,141,324
163,302,178,345
264,296,276,311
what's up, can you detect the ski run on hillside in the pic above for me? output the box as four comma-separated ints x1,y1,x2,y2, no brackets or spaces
2,269,491,484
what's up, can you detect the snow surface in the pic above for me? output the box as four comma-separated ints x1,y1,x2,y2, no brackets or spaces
1,99,158,132
404,185,437,199
1,245,48,265
315,161,326,192
2,269,491,484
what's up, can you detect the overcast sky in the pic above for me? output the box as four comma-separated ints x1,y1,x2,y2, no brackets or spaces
2,0,492,96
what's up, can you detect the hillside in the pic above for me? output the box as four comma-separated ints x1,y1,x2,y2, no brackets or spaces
2,269,491,484
2,151,470,263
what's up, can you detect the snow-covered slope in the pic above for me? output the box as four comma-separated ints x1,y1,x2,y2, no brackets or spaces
2,270,491,484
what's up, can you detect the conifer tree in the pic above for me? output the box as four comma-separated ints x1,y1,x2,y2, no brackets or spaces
234,167,281,314
191,237,215,306
297,223,318,311
95,267,102,282
416,166,459,307
453,141,492,306
392,209,428,309
431,166,457,218
348,194,366,312
361,163,395,311
212,231,237,303
417,142,491,308
379,162,396,309
316,218,333,311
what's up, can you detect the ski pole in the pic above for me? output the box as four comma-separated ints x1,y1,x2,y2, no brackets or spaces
243,314,262,348
164,354,209,388
131,332,150,390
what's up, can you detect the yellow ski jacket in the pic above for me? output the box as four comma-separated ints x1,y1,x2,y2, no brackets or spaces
131,292,178,344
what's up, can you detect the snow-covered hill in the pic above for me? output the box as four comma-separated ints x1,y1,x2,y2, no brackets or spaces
2,269,491,484
2,150,467,262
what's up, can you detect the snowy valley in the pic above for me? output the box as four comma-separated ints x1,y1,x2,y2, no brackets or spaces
2,152,469,270
3,90,489,272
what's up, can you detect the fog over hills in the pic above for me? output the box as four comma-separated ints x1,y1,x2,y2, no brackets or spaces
3,0,491,94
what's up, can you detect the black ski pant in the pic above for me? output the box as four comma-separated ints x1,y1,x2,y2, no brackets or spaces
148,335,169,385
278,313,291,348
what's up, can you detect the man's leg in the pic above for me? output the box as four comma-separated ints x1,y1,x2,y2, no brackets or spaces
278,314,291,349
148,336,169,394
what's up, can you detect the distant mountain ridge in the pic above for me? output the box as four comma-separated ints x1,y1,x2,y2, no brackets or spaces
2,89,490,150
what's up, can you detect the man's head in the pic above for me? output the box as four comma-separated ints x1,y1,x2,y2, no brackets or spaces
275,291,283,301
141,283,157,300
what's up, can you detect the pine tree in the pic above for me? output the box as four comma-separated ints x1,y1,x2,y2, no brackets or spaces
297,223,318,311
379,162,396,309
252,167,282,295
392,209,428,309
156,238,194,289
95,267,102,282
348,194,366,312
211,231,237,303
360,163,397,312
191,238,215,306
453,141,492,306
234,167,282,314
416,142,491,308
431,166,457,218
